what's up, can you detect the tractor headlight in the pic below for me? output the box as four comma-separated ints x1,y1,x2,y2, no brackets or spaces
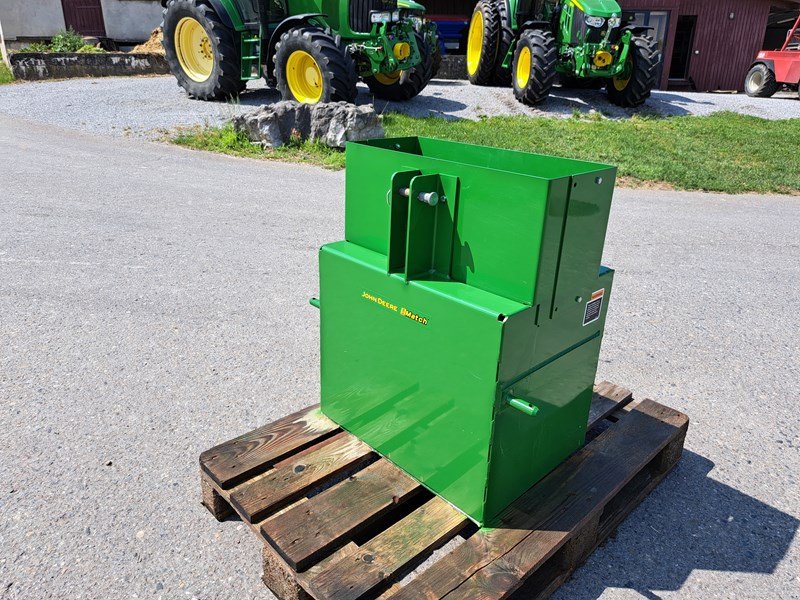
370,11,392,23
585,15,605,28
608,16,621,28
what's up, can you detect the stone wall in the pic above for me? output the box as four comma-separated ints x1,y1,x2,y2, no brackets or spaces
10,52,169,80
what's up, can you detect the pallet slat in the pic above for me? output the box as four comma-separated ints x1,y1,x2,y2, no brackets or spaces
389,399,688,600
588,380,633,429
262,459,422,571
304,496,468,600
230,432,375,523
200,405,339,489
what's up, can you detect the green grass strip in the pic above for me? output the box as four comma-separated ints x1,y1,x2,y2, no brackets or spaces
172,112,800,195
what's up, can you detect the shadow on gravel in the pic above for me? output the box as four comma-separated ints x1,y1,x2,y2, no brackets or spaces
554,449,799,600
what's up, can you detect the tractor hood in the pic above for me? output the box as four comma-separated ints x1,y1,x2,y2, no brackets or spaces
398,0,427,13
573,0,622,17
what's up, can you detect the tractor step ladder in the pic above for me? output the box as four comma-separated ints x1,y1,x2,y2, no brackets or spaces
240,34,262,80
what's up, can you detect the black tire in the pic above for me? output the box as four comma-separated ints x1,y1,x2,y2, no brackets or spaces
365,32,433,101
606,35,658,108
161,0,245,101
466,0,501,86
558,74,604,89
744,63,779,98
512,29,557,105
492,0,514,85
274,27,358,104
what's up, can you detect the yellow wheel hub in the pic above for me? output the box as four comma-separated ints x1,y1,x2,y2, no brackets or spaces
393,42,411,61
174,17,214,83
375,70,402,85
516,46,531,89
593,50,613,68
467,10,484,76
286,50,323,104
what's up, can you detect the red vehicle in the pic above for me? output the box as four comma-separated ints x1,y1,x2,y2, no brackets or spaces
745,13,800,98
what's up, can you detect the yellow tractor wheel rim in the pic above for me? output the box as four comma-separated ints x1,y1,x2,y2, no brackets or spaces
286,50,323,104
516,46,531,89
175,17,214,83
466,10,484,76
375,70,402,85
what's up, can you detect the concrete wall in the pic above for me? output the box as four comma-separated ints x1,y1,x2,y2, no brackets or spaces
1,0,66,41
0,0,162,42
100,0,163,42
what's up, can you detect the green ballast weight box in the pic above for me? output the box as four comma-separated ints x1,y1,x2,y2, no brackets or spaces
315,137,616,526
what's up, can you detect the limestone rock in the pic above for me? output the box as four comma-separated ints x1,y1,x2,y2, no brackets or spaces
233,101,384,148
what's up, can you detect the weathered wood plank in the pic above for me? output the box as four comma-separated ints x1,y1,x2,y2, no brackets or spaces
229,432,375,523
588,381,633,430
262,459,421,572
200,405,339,489
305,496,468,600
389,399,688,600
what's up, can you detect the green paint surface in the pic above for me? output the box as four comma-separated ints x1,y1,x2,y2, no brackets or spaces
318,137,616,525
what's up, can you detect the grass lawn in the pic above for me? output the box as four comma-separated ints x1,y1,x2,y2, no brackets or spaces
172,111,800,195
0,63,14,85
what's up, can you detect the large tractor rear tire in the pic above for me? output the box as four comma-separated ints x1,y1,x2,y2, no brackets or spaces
466,0,501,86
274,27,358,104
162,0,245,100
606,35,658,108
492,0,514,85
744,64,779,98
512,29,557,105
365,32,434,101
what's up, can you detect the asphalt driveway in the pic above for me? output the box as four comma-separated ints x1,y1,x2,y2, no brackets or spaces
0,113,798,599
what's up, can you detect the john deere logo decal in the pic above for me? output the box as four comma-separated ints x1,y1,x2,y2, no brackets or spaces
361,291,429,325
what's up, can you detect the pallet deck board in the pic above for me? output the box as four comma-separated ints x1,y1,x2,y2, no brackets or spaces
229,431,374,523
199,381,688,600
200,405,339,489
305,496,469,600
262,459,422,571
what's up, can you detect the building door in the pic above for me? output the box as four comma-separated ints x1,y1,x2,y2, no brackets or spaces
61,0,106,37
669,15,697,80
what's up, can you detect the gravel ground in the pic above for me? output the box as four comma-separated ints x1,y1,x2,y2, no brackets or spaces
0,75,797,139
1,113,798,599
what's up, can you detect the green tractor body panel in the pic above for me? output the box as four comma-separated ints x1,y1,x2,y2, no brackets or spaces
208,0,437,80
317,138,616,525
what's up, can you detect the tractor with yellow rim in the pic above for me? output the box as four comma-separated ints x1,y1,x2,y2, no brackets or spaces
466,0,659,107
160,0,439,103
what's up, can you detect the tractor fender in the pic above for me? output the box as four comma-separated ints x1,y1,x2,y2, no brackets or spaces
621,25,654,37
520,20,551,31
749,59,775,72
160,0,240,31
265,14,328,80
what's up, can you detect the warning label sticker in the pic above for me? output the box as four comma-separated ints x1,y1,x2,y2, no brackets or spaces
583,289,605,326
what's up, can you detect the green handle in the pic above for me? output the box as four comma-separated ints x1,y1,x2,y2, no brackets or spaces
309,297,321,309
508,396,539,416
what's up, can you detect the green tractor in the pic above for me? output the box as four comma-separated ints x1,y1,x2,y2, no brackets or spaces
160,0,439,103
466,0,659,107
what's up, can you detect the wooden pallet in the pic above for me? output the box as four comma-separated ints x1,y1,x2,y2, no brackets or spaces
199,382,688,599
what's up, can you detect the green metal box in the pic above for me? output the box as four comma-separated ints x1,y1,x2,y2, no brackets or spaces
316,137,616,525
